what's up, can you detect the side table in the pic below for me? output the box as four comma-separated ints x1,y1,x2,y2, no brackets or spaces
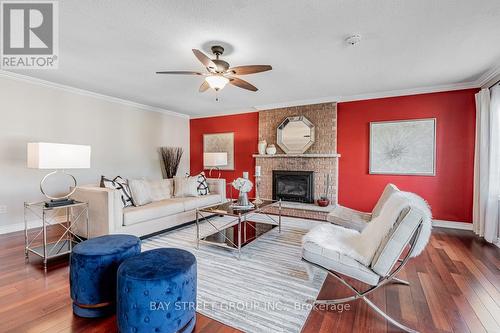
24,200,89,271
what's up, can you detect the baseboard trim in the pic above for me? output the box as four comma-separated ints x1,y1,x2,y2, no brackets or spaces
494,238,500,249
0,221,42,235
0,216,66,235
432,220,473,230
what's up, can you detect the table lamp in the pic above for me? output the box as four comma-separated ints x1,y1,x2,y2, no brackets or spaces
27,142,91,207
203,152,227,178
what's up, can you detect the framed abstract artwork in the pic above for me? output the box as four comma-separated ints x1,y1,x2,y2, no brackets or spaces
369,118,436,175
203,132,234,170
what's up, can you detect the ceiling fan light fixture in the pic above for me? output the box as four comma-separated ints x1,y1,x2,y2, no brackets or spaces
205,75,229,91
156,46,272,94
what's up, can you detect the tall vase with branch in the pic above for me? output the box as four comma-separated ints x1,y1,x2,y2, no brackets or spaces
159,147,183,179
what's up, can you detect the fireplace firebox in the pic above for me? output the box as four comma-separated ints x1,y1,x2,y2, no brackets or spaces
272,170,314,203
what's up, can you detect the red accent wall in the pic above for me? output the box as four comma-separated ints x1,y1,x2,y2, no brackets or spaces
189,89,477,222
190,112,259,199
337,89,477,222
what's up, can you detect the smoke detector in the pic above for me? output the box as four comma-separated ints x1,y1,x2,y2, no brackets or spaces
345,34,361,46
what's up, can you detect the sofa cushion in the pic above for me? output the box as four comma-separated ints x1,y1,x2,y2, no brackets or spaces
129,179,153,206
174,176,199,197
148,179,172,201
182,194,222,211
123,199,184,226
371,184,399,218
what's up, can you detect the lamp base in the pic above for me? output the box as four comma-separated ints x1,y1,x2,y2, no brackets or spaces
40,170,78,200
208,167,221,179
44,198,75,208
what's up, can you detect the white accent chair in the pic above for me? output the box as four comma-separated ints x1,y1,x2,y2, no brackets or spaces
303,185,431,333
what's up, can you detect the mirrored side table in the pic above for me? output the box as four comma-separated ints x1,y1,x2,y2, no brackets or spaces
24,200,89,271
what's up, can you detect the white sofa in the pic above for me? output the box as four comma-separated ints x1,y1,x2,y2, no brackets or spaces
72,178,226,238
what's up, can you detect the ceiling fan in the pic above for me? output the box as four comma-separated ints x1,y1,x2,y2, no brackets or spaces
156,45,272,96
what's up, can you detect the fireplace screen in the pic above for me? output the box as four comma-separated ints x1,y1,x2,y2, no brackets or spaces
272,170,314,203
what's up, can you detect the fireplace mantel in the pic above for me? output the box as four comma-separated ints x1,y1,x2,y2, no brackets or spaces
253,153,340,158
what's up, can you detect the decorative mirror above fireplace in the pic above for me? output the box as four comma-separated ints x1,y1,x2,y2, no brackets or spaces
277,116,315,154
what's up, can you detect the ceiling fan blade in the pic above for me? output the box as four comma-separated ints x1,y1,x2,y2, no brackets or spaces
228,77,258,91
199,81,209,92
192,49,216,70
156,71,204,75
226,65,272,75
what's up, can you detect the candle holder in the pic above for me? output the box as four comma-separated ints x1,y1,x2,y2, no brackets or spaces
253,175,263,205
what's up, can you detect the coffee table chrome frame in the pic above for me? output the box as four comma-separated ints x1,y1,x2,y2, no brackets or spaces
196,199,282,259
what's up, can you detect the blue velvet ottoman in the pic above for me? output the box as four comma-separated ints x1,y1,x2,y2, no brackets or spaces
70,234,141,318
117,248,197,333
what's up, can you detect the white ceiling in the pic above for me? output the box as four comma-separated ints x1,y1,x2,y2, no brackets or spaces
7,0,500,117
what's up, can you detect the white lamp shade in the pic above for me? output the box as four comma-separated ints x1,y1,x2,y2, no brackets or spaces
203,152,228,168
27,142,91,169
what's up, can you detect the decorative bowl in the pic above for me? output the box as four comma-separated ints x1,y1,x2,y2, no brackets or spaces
317,198,330,207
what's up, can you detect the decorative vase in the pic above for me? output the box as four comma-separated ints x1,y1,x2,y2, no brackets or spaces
258,140,267,155
237,191,250,206
266,144,277,155
317,198,330,207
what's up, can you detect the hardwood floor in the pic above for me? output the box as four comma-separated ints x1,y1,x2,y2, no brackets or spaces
0,226,498,332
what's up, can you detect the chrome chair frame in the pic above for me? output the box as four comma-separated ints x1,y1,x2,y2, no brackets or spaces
303,222,423,333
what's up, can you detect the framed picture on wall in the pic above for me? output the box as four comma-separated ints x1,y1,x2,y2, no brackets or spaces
369,118,436,175
203,132,235,170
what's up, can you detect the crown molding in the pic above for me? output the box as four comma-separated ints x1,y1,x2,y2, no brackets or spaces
195,80,480,116
190,107,258,119
254,81,478,111
254,96,339,111
3,65,496,119
336,81,478,103
0,70,189,119
476,64,500,88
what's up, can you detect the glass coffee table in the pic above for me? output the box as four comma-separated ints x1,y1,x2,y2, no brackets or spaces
195,199,282,258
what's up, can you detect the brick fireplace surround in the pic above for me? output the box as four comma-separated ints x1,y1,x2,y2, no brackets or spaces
256,102,339,220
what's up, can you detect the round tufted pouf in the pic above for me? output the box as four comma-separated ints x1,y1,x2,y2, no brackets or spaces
117,248,197,333
70,234,141,318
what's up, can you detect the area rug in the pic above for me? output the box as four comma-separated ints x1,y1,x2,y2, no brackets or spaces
141,214,327,333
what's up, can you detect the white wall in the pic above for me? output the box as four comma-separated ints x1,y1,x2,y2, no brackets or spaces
0,75,190,233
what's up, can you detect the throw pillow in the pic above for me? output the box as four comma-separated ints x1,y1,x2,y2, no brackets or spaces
129,179,153,206
174,176,199,197
100,175,134,207
196,172,210,196
148,179,172,201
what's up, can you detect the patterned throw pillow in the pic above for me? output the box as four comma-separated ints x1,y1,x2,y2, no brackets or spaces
196,172,210,196
100,175,134,207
